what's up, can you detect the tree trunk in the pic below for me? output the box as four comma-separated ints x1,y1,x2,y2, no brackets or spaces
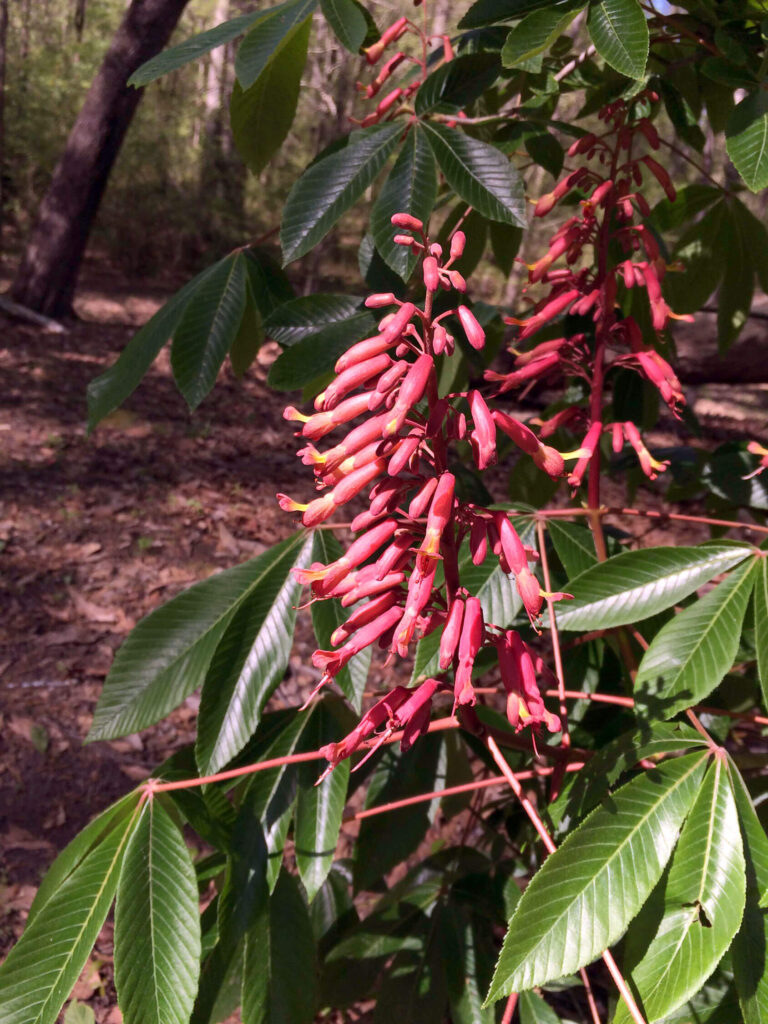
10,0,190,317
0,0,8,258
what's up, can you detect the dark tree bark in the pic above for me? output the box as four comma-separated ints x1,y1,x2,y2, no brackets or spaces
10,0,190,317
0,0,8,256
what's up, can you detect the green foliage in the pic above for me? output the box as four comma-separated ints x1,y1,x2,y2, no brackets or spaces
488,753,708,998
8,1,768,1021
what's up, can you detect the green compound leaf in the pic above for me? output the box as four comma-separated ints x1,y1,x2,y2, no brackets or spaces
320,0,368,52
614,760,745,1024
726,90,768,193
755,557,768,715
294,703,351,902
234,0,317,88
486,752,708,999
89,532,311,742
171,253,248,409
114,801,201,1024
551,543,754,632
129,10,268,86
230,17,311,176
416,52,501,116
420,122,526,227
86,258,227,430
371,127,438,280
587,0,649,79
0,806,138,1024
729,758,768,1024
501,2,583,69
281,122,402,264
635,556,757,720
242,870,317,1024
196,530,315,775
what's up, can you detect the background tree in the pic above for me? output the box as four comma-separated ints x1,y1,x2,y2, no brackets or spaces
9,0,190,318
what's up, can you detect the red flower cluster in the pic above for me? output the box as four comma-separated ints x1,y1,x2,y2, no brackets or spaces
487,91,688,488
352,15,462,129
279,215,567,769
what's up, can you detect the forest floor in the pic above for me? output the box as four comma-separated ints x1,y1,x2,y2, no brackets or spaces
1,255,767,1022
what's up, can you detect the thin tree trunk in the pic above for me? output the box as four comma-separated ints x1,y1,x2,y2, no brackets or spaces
0,0,8,258
10,0,190,317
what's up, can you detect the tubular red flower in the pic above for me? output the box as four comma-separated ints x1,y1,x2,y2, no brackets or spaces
454,597,483,708
468,390,496,470
457,305,485,350
319,353,392,411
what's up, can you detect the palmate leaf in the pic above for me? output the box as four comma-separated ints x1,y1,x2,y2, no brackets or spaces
634,556,757,720
296,754,350,903
551,543,754,632
614,760,745,1024
486,752,709,999
370,127,438,280
266,293,366,346
726,90,768,193
0,804,139,1024
128,10,269,86
587,0,649,79
281,123,402,264
320,0,368,52
717,198,754,352
501,2,584,69
549,722,707,830
114,800,201,1024
89,531,311,742
421,122,526,227
519,990,563,1023
242,711,308,891
458,0,553,29
267,305,377,389
354,734,448,890
171,252,248,409
755,557,768,714
195,530,315,775
242,870,317,1024
86,258,226,430
546,518,598,579
729,759,768,1023
230,16,311,176
415,53,501,116
234,0,317,88
27,792,140,925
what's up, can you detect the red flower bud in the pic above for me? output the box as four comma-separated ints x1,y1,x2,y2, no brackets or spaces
408,477,437,519
457,306,485,350
422,255,440,291
365,293,397,308
454,597,483,708
383,353,433,437
330,591,400,646
439,598,465,670
391,212,423,232
449,231,466,260
320,353,392,410
468,390,496,470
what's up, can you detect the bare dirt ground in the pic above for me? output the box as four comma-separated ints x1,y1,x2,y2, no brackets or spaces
1,257,767,1021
